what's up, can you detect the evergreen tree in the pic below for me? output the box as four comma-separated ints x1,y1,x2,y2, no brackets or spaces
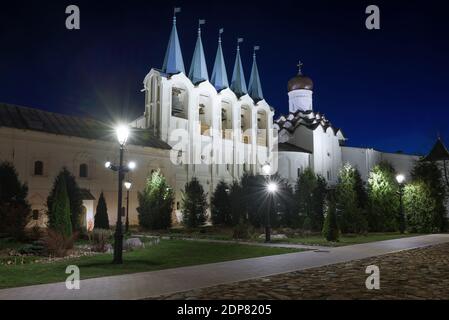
211,180,231,226
0,162,28,205
48,176,72,237
411,161,448,232
335,164,368,234
241,173,265,227
295,168,327,231
272,174,296,229
181,178,208,228
229,180,245,226
0,162,31,239
322,191,340,242
47,168,83,232
404,181,437,233
367,161,399,232
94,192,110,229
295,168,316,227
137,170,174,230
312,175,328,231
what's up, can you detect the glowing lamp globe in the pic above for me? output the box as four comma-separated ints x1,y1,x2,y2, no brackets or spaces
116,125,130,146
396,174,405,184
267,182,278,193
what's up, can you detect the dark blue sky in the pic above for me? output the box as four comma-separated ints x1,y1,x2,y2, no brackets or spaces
0,0,448,155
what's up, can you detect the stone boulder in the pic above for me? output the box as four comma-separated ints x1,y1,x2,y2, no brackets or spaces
123,238,144,251
258,234,288,240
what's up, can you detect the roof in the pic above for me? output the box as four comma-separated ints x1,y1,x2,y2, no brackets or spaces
79,189,96,200
162,16,185,74
0,103,171,150
422,138,449,161
230,45,248,98
188,26,209,85
248,52,264,103
278,142,312,154
274,109,343,138
211,34,229,91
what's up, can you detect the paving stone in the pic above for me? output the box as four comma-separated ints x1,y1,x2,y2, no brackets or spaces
158,243,449,300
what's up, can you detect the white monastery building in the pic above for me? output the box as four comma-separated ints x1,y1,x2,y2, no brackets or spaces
0,14,420,229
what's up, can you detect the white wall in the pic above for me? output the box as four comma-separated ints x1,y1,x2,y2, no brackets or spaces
342,146,419,181
0,127,173,228
277,151,311,185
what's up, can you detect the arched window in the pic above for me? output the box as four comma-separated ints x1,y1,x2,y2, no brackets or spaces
257,110,268,147
240,106,251,144
79,164,88,178
221,101,233,140
171,87,188,120
199,95,212,136
34,161,44,176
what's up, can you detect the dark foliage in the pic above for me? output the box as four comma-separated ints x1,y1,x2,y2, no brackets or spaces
137,170,174,230
182,177,208,228
47,168,83,232
94,192,110,230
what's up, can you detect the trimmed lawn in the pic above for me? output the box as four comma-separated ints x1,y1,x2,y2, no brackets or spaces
0,239,298,289
144,228,424,247
270,232,422,247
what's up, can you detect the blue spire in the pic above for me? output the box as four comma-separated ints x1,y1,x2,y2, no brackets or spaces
188,20,209,85
162,10,185,74
211,29,229,91
230,39,247,98
248,46,264,103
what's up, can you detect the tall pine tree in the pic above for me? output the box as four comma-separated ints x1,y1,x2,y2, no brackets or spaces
137,170,174,230
181,178,208,228
367,161,399,232
94,192,110,229
0,162,31,239
322,191,340,242
48,176,72,237
335,164,368,234
411,161,448,232
211,180,231,226
47,168,83,232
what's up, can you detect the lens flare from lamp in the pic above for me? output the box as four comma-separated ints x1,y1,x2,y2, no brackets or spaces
128,161,136,170
267,182,278,193
116,125,130,146
262,164,271,175
396,174,405,184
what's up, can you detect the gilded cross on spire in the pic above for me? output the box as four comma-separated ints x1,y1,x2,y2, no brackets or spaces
297,60,303,75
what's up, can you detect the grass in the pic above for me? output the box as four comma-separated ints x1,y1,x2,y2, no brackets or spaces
142,227,423,247
270,232,422,247
0,239,298,289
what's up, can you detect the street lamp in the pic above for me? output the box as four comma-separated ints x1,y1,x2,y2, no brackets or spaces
267,182,278,193
104,124,135,264
124,181,132,233
262,163,271,176
396,174,406,234
265,181,278,243
262,163,276,243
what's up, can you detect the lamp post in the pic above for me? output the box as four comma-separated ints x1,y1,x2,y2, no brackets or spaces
265,182,278,243
124,181,132,233
396,174,406,234
262,163,276,243
105,125,135,264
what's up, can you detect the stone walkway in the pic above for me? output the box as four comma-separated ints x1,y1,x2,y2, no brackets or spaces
0,234,448,300
159,243,449,300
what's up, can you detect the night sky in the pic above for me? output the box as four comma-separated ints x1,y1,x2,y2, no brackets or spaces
0,0,448,155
